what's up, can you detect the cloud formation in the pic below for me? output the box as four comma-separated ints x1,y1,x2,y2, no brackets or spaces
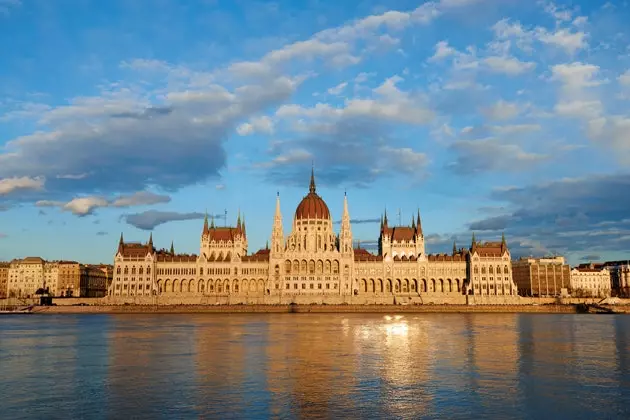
36,191,171,216
122,210,210,230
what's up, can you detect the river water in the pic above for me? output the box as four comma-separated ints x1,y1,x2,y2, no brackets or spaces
0,313,628,419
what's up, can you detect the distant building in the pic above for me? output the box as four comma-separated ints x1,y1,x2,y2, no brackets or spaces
601,261,630,297
570,263,611,298
7,257,111,298
512,256,571,297
109,169,517,303
80,265,109,297
0,262,9,298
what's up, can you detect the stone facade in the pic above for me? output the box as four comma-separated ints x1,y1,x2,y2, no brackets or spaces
602,261,630,297
570,264,611,298
0,262,8,298
6,257,112,298
512,256,571,297
108,171,517,304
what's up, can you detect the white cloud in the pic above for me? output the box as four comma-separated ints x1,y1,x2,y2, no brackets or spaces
36,191,171,216
0,176,45,195
277,76,433,126
429,40,457,61
619,70,630,87
492,18,587,55
236,116,274,136
481,100,522,120
483,56,536,75
587,116,630,155
327,82,348,95
551,62,606,91
537,28,588,55
449,138,549,174
555,100,603,119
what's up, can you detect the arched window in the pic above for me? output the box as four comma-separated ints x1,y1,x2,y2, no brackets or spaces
308,260,315,274
116,267,121,275
489,266,493,274
333,260,339,274
139,267,144,275
147,267,151,275
285,260,291,274
131,267,136,275
124,267,129,275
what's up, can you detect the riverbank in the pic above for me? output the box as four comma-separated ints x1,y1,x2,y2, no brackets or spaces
23,303,630,314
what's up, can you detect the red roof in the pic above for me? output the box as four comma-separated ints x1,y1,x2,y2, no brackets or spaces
294,169,330,220
207,227,243,242
383,226,416,242
354,248,382,262
242,248,270,262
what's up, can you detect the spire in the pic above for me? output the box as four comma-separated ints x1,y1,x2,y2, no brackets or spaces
170,241,175,255
416,209,423,234
242,214,247,238
502,231,506,245
148,232,153,248
383,208,388,226
210,214,215,228
309,165,316,194
203,210,209,234
237,209,241,229
117,233,124,253
266,240,269,249
453,240,457,255
471,232,476,247
411,216,416,229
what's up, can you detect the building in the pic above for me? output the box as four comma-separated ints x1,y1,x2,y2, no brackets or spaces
602,261,630,297
6,258,111,298
0,262,9,298
109,170,518,304
570,263,611,298
80,265,109,297
512,256,571,297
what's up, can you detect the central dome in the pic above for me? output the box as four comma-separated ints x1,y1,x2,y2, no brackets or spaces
295,169,330,220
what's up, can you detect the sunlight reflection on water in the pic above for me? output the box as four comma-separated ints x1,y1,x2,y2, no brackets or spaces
0,313,629,419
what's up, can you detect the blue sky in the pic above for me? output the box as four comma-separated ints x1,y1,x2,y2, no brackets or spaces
1,0,630,265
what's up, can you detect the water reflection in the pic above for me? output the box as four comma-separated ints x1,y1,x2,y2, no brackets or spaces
0,314,629,419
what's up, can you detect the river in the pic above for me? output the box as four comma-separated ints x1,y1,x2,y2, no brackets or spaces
1,313,628,419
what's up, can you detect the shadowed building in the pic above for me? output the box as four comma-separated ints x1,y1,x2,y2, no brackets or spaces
602,261,630,297
512,257,571,297
108,170,516,304
0,262,8,298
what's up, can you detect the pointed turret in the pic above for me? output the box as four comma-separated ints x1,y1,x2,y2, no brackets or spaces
271,192,284,255
242,214,247,238
203,211,209,234
501,232,507,253
471,232,477,252
309,166,316,193
383,208,388,228
453,240,457,255
117,233,124,254
170,241,175,255
237,209,241,230
210,214,215,228
416,209,423,235
411,216,416,229
340,191,352,254
148,232,153,249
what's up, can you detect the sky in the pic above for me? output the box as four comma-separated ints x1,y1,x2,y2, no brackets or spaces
1,0,629,266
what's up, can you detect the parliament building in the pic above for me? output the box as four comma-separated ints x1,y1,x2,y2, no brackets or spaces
108,170,518,304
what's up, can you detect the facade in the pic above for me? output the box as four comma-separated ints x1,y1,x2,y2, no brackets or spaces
602,261,630,297
512,256,571,297
6,258,111,298
109,170,518,304
570,264,611,298
0,262,8,298
80,265,110,297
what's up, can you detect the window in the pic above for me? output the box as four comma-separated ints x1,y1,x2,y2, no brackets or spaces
286,284,290,290
326,283,330,289
293,283,298,290
302,283,306,289
318,284,322,289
